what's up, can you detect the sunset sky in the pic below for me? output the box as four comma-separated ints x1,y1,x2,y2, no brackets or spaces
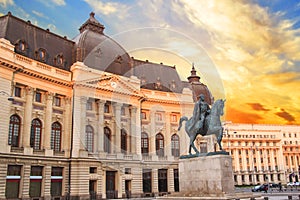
1,0,300,125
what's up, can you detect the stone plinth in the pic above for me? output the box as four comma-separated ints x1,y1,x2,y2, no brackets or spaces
179,154,234,197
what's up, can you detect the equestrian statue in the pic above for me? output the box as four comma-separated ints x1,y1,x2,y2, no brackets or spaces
178,94,226,155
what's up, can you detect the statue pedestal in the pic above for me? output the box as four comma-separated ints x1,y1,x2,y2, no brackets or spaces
179,154,234,197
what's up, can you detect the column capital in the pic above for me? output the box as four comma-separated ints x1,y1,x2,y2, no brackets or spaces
97,99,106,105
130,106,137,114
65,96,72,104
113,102,122,108
45,92,54,100
80,96,87,104
25,86,34,95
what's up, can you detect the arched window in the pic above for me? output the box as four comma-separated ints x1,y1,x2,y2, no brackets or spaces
104,127,111,153
8,114,21,147
121,129,127,153
141,132,149,155
51,122,62,151
171,134,180,157
35,48,47,62
30,119,42,150
15,39,27,54
85,125,94,152
54,53,64,66
155,133,164,157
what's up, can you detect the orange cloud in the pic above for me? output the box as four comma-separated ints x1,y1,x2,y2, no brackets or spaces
275,108,295,123
247,103,270,111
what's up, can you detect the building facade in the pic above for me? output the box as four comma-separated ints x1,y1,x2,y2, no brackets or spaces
222,122,300,186
1,11,300,200
0,12,215,199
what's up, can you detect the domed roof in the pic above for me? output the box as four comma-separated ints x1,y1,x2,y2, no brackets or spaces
187,64,214,105
73,12,132,77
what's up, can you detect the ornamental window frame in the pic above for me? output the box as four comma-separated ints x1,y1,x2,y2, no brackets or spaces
35,48,47,62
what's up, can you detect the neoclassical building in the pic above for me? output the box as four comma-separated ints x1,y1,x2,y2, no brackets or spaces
0,12,214,199
1,11,299,200
222,122,300,186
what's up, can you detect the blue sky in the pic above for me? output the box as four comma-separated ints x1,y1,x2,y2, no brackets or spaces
1,0,300,125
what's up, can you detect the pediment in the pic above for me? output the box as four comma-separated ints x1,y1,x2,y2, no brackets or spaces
82,74,144,97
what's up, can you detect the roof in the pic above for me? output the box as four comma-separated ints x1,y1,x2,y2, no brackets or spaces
131,59,184,93
73,12,132,77
0,12,75,71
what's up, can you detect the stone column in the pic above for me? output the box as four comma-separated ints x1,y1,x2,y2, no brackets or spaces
165,112,172,157
294,155,298,171
150,111,156,156
23,87,34,151
130,106,137,154
21,164,31,199
270,150,275,171
234,149,240,172
101,170,106,199
241,149,245,172
97,100,105,152
63,97,72,156
0,164,7,198
43,165,51,199
72,95,86,157
152,169,159,194
44,92,53,152
256,149,262,172
113,103,122,153
118,170,123,198
168,168,174,192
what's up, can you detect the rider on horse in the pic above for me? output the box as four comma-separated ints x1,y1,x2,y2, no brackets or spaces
189,94,211,133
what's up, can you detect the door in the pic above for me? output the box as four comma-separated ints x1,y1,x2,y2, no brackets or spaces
158,169,168,193
125,180,131,198
106,171,116,199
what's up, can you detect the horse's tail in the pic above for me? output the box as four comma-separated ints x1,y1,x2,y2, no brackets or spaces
178,116,188,131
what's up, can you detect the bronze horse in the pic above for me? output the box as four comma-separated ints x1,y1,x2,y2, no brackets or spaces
178,99,225,155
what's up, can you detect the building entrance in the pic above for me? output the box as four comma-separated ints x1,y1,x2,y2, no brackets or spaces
106,171,117,199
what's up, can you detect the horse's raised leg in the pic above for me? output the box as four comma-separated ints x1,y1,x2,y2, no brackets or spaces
217,129,223,151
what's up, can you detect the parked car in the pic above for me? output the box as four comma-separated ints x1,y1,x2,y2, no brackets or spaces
269,183,279,188
287,182,300,187
252,184,268,192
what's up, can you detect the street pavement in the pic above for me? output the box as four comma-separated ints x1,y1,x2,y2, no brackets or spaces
236,186,300,200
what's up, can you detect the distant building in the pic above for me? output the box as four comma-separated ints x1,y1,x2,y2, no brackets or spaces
223,122,300,185
0,12,213,199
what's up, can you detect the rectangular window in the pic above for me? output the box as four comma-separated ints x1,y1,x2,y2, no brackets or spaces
125,168,131,174
90,167,97,174
104,103,110,113
54,96,61,107
30,166,43,197
141,112,146,120
171,114,177,122
86,101,93,110
51,167,63,197
155,113,162,121
121,107,125,115
35,91,42,102
14,86,21,97
6,165,21,199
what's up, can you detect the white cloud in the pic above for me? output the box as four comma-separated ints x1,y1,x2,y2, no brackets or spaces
84,0,128,16
0,0,14,8
34,0,65,7
47,24,57,32
32,10,49,19
51,0,66,6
